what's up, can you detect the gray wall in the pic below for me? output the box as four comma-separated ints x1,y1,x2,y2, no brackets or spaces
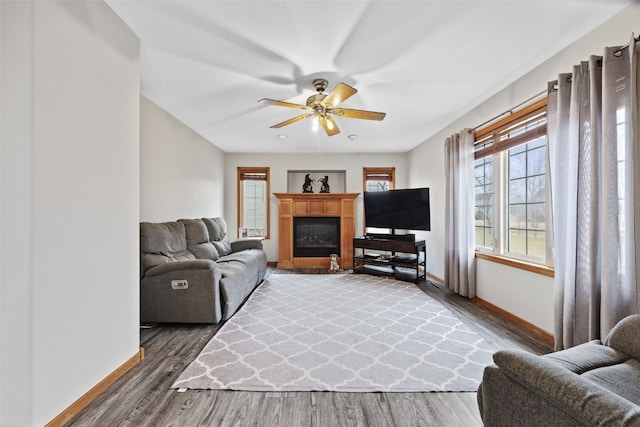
1,1,140,425
140,96,226,222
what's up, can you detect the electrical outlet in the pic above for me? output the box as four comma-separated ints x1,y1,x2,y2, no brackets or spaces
171,279,188,290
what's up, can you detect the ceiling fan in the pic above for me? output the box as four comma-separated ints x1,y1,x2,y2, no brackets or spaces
258,79,386,136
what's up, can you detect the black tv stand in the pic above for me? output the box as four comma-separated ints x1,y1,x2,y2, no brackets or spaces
353,236,426,283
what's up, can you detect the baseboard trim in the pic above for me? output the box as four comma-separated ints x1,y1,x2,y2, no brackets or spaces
474,297,554,345
46,347,144,427
425,271,444,285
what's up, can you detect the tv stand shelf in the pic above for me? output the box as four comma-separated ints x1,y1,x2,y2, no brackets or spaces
352,236,426,283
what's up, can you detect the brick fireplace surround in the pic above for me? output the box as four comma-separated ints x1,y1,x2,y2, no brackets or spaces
273,193,359,269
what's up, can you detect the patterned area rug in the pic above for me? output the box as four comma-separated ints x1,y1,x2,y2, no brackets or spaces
172,274,495,392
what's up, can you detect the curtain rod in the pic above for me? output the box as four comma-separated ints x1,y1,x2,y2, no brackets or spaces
472,89,546,131
613,33,640,57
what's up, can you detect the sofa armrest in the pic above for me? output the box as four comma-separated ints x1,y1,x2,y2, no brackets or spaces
231,238,263,252
140,260,222,323
604,314,640,360
493,350,640,426
543,340,628,374
144,259,217,277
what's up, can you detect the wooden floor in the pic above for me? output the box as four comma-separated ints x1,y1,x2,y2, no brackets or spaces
67,271,552,426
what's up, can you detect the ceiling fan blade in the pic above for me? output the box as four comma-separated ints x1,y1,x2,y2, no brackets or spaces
332,108,386,121
259,98,309,110
270,113,313,129
319,115,340,136
321,83,357,108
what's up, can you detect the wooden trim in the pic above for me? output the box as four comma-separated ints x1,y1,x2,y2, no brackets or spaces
474,98,547,140
362,167,396,191
425,271,444,285
474,297,554,345
46,348,144,427
418,266,444,285
475,251,554,277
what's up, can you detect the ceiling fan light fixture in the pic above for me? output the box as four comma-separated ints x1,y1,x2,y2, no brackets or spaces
326,118,334,131
259,79,385,137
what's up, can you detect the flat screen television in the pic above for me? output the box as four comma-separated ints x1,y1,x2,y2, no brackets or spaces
363,187,431,232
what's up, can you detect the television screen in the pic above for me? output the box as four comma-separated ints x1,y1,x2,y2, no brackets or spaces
363,188,431,231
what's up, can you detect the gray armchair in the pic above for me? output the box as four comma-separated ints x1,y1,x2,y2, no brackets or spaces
478,314,640,426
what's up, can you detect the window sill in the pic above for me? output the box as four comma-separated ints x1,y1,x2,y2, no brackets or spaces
475,251,554,277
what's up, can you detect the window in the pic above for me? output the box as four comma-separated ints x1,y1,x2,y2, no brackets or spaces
237,167,270,239
474,99,552,266
474,155,494,249
615,106,627,273
363,167,395,192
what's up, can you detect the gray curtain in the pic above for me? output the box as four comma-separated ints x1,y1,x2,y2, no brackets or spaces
444,129,476,298
548,35,640,350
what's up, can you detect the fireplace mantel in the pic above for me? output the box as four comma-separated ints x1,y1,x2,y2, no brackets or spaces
273,192,360,269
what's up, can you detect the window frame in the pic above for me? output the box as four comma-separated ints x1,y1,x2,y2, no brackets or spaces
363,167,395,193
237,166,270,239
473,98,554,275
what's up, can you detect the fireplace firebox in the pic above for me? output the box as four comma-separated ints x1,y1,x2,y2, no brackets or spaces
293,217,340,257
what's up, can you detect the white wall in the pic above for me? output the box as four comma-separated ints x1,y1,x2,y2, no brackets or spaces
1,2,140,425
224,153,409,262
140,96,226,222
476,260,554,332
408,3,640,333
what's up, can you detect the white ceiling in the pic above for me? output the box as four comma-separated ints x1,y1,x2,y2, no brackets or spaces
106,0,630,153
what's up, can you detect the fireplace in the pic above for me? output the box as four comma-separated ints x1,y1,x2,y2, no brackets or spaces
293,217,340,257
273,192,359,269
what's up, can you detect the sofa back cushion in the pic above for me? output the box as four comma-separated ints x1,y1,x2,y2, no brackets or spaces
179,218,220,261
202,217,232,256
140,221,195,275
604,314,640,360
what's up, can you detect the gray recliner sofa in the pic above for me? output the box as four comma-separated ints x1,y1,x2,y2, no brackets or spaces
140,217,267,324
477,314,640,426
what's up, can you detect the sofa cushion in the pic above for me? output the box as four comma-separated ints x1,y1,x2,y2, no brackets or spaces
217,259,257,320
605,314,640,361
141,221,187,254
179,218,219,260
582,359,640,405
140,221,195,274
219,250,261,280
202,217,232,256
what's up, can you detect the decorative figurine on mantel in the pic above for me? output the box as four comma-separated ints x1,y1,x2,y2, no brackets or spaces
329,253,340,272
302,173,314,193
319,175,330,193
